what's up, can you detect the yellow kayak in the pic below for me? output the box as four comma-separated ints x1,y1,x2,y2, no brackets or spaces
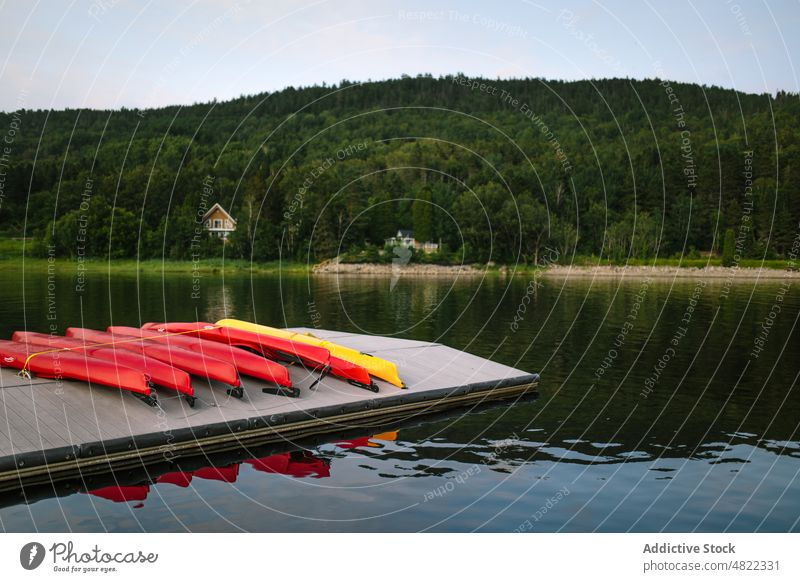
216,319,406,388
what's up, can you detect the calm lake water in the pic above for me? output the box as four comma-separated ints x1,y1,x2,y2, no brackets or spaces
0,267,798,532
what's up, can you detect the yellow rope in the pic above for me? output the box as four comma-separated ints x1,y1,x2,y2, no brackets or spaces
18,325,221,376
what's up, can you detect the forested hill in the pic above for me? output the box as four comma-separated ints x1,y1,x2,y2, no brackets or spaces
1,75,798,264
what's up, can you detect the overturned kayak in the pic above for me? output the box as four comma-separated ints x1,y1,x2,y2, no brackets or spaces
217,318,405,388
13,331,195,404
245,451,330,478
107,326,295,397
86,485,150,503
65,328,242,397
142,321,330,369
193,464,239,483
0,339,153,400
155,472,193,488
142,322,377,391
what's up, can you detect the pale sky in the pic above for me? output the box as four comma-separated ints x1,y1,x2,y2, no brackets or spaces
0,0,797,111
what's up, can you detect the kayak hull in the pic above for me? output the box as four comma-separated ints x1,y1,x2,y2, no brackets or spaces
107,326,291,388
65,328,240,388
12,331,194,397
156,472,193,488
217,318,404,387
142,322,329,368
87,485,150,503
0,339,151,396
245,452,330,478
142,322,375,389
193,464,239,483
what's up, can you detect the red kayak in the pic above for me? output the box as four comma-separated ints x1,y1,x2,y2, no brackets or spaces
87,485,150,503
107,326,295,397
155,472,193,488
246,451,330,478
142,322,376,391
193,464,239,483
13,331,195,405
334,436,376,449
65,328,242,397
0,339,153,401
142,321,329,368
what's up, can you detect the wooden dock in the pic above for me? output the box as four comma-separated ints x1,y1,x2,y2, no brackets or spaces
0,328,538,491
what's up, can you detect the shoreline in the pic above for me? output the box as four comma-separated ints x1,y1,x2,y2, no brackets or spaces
1,257,796,279
314,260,799,279
0,257,310,274
312,259,484,276
540,264,800,279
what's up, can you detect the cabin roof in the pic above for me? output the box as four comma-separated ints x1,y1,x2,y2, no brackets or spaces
202,202,237,224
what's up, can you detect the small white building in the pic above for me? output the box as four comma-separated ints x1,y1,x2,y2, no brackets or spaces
385,229,439,253
386,229,415,247
203,203,237,240
419,241,440,253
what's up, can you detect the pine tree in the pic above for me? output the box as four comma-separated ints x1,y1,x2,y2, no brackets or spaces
721,228,736,266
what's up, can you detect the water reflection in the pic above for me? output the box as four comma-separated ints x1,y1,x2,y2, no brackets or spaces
65,425,799,514
1,407,798,531
76,434,395,508
1,271,798,531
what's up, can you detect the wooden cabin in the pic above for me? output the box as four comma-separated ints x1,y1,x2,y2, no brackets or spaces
203,203,237,240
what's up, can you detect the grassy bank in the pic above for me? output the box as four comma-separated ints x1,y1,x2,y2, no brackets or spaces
473,256,795,274
0,258,311,274
0,237,26,258
1,255,792,275
0,238,794,275
564,255,793,270
0,237,310,273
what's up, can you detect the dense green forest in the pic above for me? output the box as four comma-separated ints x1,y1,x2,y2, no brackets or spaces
0,75,798,265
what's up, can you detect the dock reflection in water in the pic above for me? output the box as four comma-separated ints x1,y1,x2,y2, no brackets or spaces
1,401,798,533
81,434,396,507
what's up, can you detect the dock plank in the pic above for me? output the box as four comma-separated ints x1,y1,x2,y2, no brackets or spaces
4,387,78,450
14,383,99,445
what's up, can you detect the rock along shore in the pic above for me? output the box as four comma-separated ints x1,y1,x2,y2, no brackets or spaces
312,258,798,279
312,258,483,276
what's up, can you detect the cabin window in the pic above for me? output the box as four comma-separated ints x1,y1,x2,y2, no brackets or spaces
214,219,222,228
